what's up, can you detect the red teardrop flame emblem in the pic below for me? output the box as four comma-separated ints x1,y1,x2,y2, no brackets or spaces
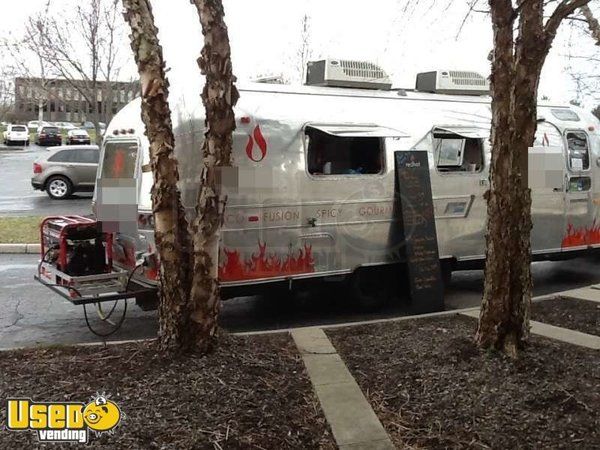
245,124,267,162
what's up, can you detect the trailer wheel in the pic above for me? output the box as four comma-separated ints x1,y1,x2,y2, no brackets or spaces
349,268,390,311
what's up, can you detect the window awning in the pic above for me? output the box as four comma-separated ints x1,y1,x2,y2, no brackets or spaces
306,124,409,138
433,125,489,139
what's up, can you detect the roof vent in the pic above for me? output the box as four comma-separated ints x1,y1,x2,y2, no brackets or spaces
306,59,392,90
253,74,286,84
416,70,490,96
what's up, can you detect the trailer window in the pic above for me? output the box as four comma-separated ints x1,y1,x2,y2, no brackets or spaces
306,128,383,176
566,131,590,171
101,142,138,178
434,135,483,172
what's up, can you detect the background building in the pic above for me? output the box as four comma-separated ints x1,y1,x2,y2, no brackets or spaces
13,77,140,124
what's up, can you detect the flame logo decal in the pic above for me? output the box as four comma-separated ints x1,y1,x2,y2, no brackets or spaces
245,124,267,162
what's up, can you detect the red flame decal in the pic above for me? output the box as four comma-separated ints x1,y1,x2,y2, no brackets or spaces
561,221,600,248
245,125,267,162
219,241,314,281
245,135,254,160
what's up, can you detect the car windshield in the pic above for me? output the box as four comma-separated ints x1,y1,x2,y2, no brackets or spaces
43,127,59,133
12,126,26,132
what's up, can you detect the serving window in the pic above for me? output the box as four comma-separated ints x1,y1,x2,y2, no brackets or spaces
306,127,385,176
433,130,484,173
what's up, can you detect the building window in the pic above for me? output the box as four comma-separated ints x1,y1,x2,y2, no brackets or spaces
306,127,384,175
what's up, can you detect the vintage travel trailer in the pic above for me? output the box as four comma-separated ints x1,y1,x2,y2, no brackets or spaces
88,61,600,310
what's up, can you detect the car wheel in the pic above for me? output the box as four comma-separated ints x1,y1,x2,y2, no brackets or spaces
46,176,73,199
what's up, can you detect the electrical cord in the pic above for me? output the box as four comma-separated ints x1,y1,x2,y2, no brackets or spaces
82,263,144,337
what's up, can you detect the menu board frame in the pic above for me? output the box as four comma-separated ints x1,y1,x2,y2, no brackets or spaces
394,150,445,313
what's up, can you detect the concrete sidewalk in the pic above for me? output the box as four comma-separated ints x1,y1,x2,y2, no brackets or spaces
292,328,395,450
461,308,600,350
562,286,600,304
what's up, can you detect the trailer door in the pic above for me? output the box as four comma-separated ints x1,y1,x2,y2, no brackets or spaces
562,129,593,250
528,141,565,253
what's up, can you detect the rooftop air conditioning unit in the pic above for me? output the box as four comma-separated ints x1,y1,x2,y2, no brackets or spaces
305,59,392,90
416,70,490,96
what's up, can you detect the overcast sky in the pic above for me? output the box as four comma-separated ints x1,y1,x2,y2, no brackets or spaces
2,0,599,108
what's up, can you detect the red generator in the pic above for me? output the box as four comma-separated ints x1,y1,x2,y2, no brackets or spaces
40,216,112,275
37,216,129,300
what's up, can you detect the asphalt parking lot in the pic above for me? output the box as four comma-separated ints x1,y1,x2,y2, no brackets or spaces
1,252,600,349
0,144,92,216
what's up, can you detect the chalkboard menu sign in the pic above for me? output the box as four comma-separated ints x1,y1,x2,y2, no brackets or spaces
394,150,444,313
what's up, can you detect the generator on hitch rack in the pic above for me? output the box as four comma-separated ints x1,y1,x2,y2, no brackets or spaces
35,215,157,336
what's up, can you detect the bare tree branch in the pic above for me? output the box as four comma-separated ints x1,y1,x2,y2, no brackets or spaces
580,4,600,44
545,0,592,38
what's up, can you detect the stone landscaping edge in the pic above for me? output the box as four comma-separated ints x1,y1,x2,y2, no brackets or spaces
0,243,41,254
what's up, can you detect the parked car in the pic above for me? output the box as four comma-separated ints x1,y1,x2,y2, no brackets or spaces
31,145,100,199
3,124,30,146
66,129,91,145
35,126,63,147
54,121,77,130
27,120,53,131
81,121,106,131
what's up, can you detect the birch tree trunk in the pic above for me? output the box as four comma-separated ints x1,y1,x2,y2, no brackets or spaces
122,0,194,352
477,0,595,357
188,0,239,354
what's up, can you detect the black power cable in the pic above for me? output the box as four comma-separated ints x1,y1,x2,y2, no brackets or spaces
82,263,144,337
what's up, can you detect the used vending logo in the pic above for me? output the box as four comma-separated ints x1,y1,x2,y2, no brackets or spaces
6,394,122,444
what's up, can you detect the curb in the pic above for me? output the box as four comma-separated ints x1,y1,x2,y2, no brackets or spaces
0,293,569,352
0,243,40,254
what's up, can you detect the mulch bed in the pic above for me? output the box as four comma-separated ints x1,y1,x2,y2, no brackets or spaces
533,297,599,336
328,315,600,449
0,333,334,449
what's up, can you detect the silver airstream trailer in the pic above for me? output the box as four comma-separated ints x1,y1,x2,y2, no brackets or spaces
91,61,600,311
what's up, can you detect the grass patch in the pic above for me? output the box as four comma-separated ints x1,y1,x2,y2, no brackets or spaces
0,216,41,243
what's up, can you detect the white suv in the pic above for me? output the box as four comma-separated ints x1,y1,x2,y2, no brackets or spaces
3,124,30,146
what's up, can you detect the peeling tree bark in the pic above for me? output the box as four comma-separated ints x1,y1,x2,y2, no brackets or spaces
122,0,193,353
188,0,239,354
477,0,595,357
